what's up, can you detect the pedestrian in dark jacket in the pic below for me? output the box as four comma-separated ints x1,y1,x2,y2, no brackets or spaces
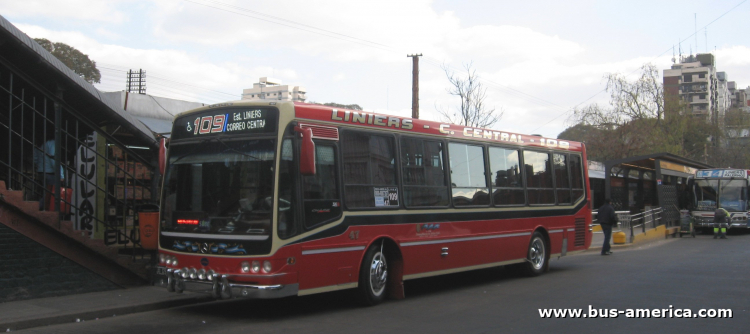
598,199,617,255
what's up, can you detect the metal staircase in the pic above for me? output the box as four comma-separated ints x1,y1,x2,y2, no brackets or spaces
0,181,150,287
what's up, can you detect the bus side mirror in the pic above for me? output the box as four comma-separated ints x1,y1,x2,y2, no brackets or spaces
294,126,316,176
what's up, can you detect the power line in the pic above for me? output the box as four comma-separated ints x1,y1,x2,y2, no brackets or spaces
184,0,570,116
183,0,399,54
97,64,239,101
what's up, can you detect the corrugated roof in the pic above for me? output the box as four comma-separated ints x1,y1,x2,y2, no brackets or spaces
0,15,157,147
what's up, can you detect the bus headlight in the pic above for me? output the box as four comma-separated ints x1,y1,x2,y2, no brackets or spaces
181,268,189,279
251,261,260,273
207,269,216,279
171,257,178,266
262,260,272,273
159,254,166,264
240,261,251,273
189,268,197,279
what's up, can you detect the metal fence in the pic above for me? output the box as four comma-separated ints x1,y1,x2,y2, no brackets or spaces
0,59,157,260
627,207,663,242
592,207,664,243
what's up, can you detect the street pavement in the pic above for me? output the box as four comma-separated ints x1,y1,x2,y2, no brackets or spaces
0,286,211,331
3,230,749,333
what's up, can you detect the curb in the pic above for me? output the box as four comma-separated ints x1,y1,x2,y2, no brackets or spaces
0,295,213,332
589,226,681,251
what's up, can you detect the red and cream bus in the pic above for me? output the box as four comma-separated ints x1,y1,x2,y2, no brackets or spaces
157,101,592,305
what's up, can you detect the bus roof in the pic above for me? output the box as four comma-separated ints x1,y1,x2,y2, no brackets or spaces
173,100,584,153
293,102,584,153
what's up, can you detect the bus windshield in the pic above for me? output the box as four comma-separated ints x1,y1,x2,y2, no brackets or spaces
718,179,748,212
693,179,748,212
161,139,276,237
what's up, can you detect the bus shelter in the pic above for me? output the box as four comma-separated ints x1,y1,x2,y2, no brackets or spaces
601,153,712,225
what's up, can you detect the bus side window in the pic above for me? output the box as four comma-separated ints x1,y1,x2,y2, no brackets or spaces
554,153,571,204
489,147,525,206
524,150,555,205
448,142,489,206
301,143,341,228
341,131,398,209
400,138,449,207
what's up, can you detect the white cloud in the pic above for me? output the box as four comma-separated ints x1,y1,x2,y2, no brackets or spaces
14,23,300,104
7,0,750,139
0,0,129,23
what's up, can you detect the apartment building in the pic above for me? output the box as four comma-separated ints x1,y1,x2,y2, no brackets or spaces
663,53,721,123
241,77,306,102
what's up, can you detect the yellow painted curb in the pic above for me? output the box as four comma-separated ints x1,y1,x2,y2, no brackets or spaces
632,225,666,243
592,225,602,232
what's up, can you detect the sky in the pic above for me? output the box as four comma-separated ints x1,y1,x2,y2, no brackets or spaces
1,0,749,138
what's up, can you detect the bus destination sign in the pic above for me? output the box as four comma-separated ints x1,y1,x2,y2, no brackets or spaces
175,107,277,139
696,170,747,178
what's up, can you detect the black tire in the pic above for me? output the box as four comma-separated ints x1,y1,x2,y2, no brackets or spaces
522,232,548,277
358,242,388,306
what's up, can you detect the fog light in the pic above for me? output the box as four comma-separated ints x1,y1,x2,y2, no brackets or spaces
262,260,272,273
251,261,260,273
197,269,206,280
172,257,179,266
240,261,251,273
189,268,197,279
181,268,189,278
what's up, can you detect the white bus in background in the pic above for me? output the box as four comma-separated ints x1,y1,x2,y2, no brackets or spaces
690,169,750,231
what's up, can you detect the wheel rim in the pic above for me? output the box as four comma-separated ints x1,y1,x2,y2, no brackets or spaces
369,251,388,297
529,237,545,270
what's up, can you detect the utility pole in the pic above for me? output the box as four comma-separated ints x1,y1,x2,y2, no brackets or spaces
126,69,147,94
407,54,422,119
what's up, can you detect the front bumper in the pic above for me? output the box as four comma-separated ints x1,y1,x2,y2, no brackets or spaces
693,219,749,229
159,268,298,300
729,220,750,229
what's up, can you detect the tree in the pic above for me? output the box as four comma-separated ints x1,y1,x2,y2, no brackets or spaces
564,63,710,162
34,38,101,84
437,62,503,128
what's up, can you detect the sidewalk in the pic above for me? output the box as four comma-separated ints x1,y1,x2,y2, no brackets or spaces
0,286,212,331
589,229,633,252
589,225,680,251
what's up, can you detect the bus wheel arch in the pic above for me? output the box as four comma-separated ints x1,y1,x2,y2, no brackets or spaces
357,237,404,305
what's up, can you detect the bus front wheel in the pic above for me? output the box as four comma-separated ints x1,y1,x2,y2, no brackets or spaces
522,232,548,277
358,242,388,306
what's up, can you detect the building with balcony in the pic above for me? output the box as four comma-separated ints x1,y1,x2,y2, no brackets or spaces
241,77,306,102
728,81,750,111
663,53,720,123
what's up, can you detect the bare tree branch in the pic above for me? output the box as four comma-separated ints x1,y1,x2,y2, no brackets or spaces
437,62,503,128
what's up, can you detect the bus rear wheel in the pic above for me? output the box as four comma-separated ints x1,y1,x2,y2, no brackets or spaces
522,232,548,277
358,242,388,306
